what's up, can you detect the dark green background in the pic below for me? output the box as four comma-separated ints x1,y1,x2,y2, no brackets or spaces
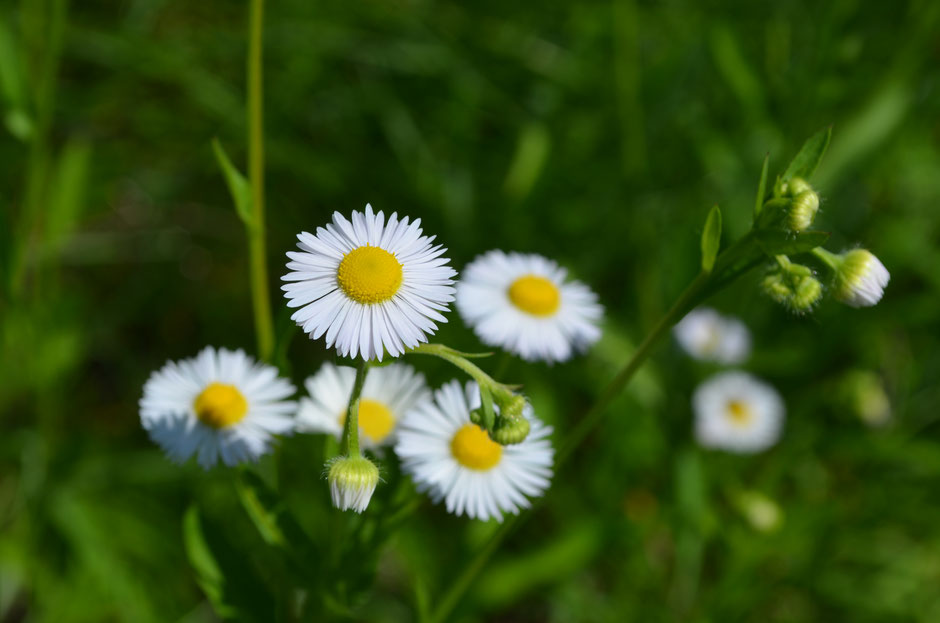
2,0,939,621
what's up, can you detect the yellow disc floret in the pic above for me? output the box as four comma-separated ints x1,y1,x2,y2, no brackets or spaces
450,423,503,471
340,399,397,444
726,400,753,427
507,275,561,316
337,246,403,304
194,383,248,429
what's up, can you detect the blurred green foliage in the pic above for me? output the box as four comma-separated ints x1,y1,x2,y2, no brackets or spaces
2,0,940,621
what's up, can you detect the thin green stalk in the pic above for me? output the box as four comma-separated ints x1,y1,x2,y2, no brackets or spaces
11,0,68,298
558,269,710,464
340,360,369,457
407,344,505,391
247,0,275,361
811,247,841,271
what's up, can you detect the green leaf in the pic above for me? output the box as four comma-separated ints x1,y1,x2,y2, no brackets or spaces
212,138,253,227
45,140,92,252
182,506,238,619
183,504,277,621
700,205,722,273
754,153,769,217
234,471,322,583
756,230,830,256
782,126,832,182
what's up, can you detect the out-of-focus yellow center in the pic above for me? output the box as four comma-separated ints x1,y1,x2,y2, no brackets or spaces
337,246,403,304
507,275,560,316
340,399,396,444
726,400,753,427
450,424,503,471
194,383,248,429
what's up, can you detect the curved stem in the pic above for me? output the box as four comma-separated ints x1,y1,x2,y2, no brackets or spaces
811,247,841,271
340,360,369,457
407,344,508,395
247,0,275,361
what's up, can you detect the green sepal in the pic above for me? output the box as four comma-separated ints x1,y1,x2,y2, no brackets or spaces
782,126,832,182
700,205,722,273
755,230,830,256
212,138,253,228
480,385,496,432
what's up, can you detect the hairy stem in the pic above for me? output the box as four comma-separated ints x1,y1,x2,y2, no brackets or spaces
340,360,369,457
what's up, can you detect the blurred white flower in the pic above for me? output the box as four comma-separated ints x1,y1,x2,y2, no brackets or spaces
281,204,457,361
296,362,428,448
456,250,602,363
139,347,296,469
693,371,784,454
673,308,751,364
395,381,554,522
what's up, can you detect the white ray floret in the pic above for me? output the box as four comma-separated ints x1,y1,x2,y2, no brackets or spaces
139,347,296,469
282,204,457,361
693,371,785,454
456,250,602,363
296,362,429,448
673,307,751,364
395,380,554,522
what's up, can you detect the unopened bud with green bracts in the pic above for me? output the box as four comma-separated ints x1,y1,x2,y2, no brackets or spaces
762,258,823,313
814,248,890,308
327,455,379,513
757,177,820,232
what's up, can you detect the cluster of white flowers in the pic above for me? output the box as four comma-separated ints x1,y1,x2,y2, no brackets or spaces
139,204,602,520
139,200,886,516
675,308,786,454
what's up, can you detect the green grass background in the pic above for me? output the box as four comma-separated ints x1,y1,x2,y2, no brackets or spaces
2,0,940,621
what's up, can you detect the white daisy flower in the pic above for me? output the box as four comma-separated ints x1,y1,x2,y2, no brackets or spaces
139,347,296,469
693,371,785,454
395,380,554,522
673,307,751,364
296,362,429,449
281,204,457,361
455,250,602,362
833,249,890,308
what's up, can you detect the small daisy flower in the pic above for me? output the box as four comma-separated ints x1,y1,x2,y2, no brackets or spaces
282,204,457,361
693,371,784,454
456,250,602,362
139,347,296,469
673,307,751,364
296,362,429,448
395,381,554,522
832,249,890,308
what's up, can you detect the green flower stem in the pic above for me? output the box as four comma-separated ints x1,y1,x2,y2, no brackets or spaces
811,247,841,271
407,344,509,397
246,0,275,361
340,359,369,457
557,268,711,464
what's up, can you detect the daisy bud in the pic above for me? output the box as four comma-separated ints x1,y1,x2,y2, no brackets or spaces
761,263,822,313
491,415,531,445
733,490,783,533
833,249,890,308
787,188,819,232
327,455,379,513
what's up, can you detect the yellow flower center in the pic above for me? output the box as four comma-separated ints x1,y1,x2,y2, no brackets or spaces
726,400,753,427
336,246,403,304
450,423,503,471
194,383,248,429
507,275,561,316
340,399,397,444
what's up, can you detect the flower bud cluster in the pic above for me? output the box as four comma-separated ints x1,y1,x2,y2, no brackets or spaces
761,260,823,314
